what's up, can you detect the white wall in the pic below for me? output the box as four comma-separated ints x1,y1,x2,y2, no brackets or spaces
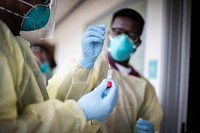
144,0,164,101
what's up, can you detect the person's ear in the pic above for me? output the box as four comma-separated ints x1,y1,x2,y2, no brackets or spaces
136,39,142,47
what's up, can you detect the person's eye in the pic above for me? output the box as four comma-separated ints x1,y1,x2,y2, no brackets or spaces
129,33,138,41
115,30,123,35
130,35,137,41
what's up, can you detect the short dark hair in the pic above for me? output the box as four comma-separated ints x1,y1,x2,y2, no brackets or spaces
111,8,145,35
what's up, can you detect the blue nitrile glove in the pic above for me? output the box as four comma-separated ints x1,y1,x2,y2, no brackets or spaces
80,24,106,68
77,79,118,122
136,118,154,133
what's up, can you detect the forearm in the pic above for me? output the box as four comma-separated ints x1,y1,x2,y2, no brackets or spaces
0,99,86,133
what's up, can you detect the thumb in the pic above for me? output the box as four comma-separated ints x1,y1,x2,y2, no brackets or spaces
94,79,108,96
103,79,118,102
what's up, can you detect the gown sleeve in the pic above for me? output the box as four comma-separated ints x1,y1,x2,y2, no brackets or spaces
47,59,102,133
137,80,164,131
0,20,99,133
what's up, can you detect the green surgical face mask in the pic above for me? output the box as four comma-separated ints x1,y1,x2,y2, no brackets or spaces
0,0,50,31
39,61,51,73
21,4,50,31
18,0,51,31
108,34,136,62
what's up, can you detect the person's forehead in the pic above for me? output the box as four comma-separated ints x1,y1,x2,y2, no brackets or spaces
112,16,140,32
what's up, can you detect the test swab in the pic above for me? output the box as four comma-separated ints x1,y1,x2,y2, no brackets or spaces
103,57,114,98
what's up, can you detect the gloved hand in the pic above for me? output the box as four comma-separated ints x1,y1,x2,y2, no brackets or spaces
136,118,154,133
80,24,106,68
77,79,118,122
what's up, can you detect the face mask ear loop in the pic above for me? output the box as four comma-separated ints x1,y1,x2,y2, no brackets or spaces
107,35,113,52
0,6,27,18
125,34,137,52
18,0,35,8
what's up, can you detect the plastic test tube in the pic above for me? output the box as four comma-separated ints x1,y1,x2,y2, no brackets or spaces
102,67,113,98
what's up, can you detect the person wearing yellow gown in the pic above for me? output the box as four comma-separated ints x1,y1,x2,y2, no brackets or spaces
51,8,163,133
0,0,118,133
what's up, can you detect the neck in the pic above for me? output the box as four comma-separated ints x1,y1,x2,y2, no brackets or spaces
107,52,130,67
117,60,130,67
107,53,130,68
107,52,140,77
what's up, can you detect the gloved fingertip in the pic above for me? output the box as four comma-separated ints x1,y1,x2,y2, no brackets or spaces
97,24,106,29
102,78,108,82
95,79,108,93
137,118,143,122
102,79,109,87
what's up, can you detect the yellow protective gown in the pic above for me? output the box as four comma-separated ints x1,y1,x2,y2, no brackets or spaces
0,20,100,133
95,54,163,133
48,52,163,133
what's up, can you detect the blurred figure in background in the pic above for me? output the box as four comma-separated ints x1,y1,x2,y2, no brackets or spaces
96,8,163,133
31,41,57,85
